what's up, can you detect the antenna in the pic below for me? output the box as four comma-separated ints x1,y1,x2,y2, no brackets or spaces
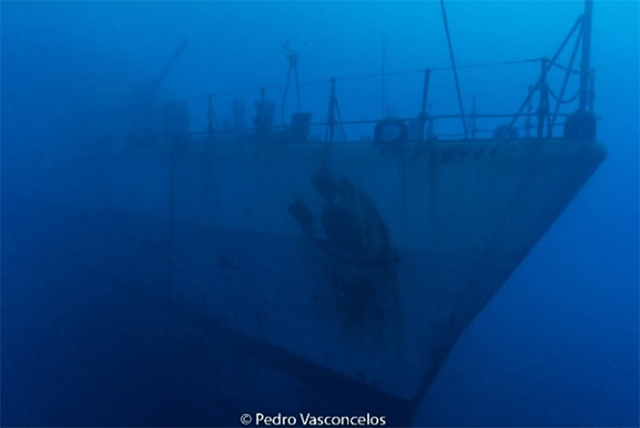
381,32,386,116
579,0,593,111
281,41,301,125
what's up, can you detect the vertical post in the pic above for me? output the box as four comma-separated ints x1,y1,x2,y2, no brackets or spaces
381,32,386,116
470,95,477,140
256,87,266,140
293,58,301,112
589,69,595,112
426,103,434,140
165,124,176,339
260,87,266,122
419,68,431,142
579,0,593,111
207,94,214,144
525,85,533,138
537,58,549,139
325,78,337,143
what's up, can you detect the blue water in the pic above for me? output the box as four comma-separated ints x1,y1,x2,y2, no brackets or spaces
2,1,638,426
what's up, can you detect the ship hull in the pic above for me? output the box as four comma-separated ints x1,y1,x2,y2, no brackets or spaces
30,137,606,410
2,197,415,426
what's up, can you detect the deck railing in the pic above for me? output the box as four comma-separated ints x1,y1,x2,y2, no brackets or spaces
163,3,596,146
183,57,591,145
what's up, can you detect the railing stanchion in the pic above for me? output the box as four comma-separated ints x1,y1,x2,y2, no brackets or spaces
470,95,477,140
419,68,431,143
260,87,266,122
426,104,434,140
580,0,593,111
537,58,549,139
207,94,214,144
325,78,337,143
525,85,533,138
589,69,595,113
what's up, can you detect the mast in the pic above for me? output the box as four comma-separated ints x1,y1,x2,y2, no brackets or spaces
381,32,386,116
439,0,468,139
156,38,189,83
579,0,593,111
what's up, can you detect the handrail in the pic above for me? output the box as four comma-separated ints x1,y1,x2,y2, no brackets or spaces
190,112,575,141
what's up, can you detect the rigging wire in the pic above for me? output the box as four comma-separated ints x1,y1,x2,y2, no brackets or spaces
550,28,584,131
549,86,581,105
192,58,543,100
551,62,580,74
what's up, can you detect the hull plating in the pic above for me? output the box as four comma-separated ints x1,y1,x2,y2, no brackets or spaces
38,138,606,402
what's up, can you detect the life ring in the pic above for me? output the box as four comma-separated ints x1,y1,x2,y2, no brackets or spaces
493,124,519,140
374,119,409,145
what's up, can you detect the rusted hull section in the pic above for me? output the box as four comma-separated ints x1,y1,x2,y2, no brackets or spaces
38,138,606,402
